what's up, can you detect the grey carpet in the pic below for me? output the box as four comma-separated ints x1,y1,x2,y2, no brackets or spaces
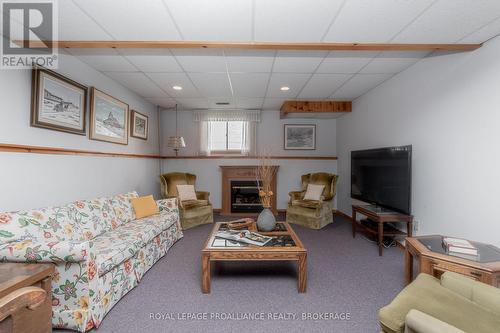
57,216,405,333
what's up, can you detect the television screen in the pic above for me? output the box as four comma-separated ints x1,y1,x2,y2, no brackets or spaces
351,145,412,214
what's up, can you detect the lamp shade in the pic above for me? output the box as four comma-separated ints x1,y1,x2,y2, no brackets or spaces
167,136,186,149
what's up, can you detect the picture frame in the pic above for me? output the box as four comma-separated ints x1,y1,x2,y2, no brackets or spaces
130,110,148,140
284,124,316,150
89,87,129,145
31,65,88,135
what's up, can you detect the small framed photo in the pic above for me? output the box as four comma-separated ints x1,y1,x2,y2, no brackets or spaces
31,66,87,135
284,124,316,150
130,110,148,140
89,87,129,145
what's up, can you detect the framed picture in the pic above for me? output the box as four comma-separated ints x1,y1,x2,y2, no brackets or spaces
130,110,148,140
89,87,129,145
284,124,316,150
31,66,87,135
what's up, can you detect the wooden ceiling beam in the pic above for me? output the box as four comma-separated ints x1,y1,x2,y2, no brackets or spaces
17,40,482,51
280,101,352,118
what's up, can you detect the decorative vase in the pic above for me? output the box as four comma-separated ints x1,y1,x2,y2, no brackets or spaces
257,207,276,232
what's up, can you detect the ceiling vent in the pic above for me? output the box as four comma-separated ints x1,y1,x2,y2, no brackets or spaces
215,102,230,105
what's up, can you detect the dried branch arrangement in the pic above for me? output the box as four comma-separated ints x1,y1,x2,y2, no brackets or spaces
255,154,277,208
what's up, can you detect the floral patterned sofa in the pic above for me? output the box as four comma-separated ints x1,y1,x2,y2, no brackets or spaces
0,191,183,332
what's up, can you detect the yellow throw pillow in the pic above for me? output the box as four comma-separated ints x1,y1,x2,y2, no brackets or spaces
131,195,159,219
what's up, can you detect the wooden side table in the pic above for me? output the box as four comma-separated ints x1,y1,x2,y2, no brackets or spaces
0,263,54,333
405,236,500,287
352,205,413,256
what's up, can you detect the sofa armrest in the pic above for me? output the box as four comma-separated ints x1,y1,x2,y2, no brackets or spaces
196,191,210,201
156,198,178,213
441,271,500,315
289,191,304,202
0,240,91,263
404,309,466,333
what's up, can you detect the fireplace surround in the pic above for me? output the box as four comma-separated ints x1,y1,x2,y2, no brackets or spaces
220,165,279,216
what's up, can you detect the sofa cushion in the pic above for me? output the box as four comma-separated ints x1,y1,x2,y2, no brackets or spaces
0,205,83,243
93,213,178,276
109,191,138,226
69,197,118,240
130,195,159,219
379,273,500,333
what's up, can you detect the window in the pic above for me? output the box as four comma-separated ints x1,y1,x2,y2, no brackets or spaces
209,121,244,153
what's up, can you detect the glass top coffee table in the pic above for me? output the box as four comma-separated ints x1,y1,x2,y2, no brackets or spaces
201,222,307,293
405,235,500,287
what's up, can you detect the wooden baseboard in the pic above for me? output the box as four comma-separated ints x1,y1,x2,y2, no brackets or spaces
334,210,353,221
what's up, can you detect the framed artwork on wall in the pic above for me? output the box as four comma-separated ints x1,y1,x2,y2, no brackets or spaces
130,110,148,140
284,124,316,150
31,65,88,135
89,87,129,145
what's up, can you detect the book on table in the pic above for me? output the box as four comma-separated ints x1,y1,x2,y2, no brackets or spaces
443,237,478,256
215,230,272,246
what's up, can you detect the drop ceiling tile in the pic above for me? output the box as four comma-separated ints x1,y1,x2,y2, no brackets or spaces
229,73,269,98
68,49,137,72
188,72,232,98
360,51,429,74
273,51,327,73
104,72,169,98
331,74,393,100
324,0,435,42
225,50,275,73
165,0,252,41
459,16,500,43
298,74,352,99
254,0,344,41
146,72,201,98
72,0,181,40
58,1,112,40
266,73,310,98
393,0,500,43
175,98,210,109
236,98,264,109
262,98,287,111
146,97,177,108
316,51,377,74
171,49,227,72
119,49,183,73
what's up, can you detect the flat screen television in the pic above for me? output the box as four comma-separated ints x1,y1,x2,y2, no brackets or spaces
351,145,412,214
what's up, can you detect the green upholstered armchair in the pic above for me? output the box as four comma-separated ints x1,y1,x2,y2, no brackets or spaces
379,272,500,333
286,172,339,230
159,172,213,230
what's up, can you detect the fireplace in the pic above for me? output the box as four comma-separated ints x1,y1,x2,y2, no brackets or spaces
231,180,263,213
220,165,279,216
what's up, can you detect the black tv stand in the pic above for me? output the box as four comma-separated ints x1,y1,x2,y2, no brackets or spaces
352,205,413,256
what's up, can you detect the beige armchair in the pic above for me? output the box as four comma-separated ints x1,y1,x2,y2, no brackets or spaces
160,172,213,230
286,172,339,229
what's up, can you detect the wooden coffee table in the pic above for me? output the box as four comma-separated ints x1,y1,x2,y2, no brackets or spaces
201,222,307,293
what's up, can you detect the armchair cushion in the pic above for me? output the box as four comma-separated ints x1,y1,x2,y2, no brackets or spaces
291,200,322,209
177,185,197,201
303,184,325,201
181,200,209,209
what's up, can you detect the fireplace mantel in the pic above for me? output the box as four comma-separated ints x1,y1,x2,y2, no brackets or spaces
220,165,279,216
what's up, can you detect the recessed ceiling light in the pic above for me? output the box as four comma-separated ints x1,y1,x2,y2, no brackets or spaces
172,85,183,91
280,86,290,91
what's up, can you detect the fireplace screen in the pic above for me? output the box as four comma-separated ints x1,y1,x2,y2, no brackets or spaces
231,180,263,213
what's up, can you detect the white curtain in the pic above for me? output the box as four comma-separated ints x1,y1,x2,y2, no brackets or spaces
195,110,260,156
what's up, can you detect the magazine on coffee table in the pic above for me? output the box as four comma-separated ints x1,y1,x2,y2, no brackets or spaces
215,230,273,246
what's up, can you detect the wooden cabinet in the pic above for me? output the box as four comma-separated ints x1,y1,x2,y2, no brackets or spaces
405,236,500,287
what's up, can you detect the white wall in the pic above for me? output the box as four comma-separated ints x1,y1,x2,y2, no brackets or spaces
337,37,500,247
0,51,161,211
160,110,338,209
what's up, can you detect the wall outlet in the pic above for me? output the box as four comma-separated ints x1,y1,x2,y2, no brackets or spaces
413,220,419,233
